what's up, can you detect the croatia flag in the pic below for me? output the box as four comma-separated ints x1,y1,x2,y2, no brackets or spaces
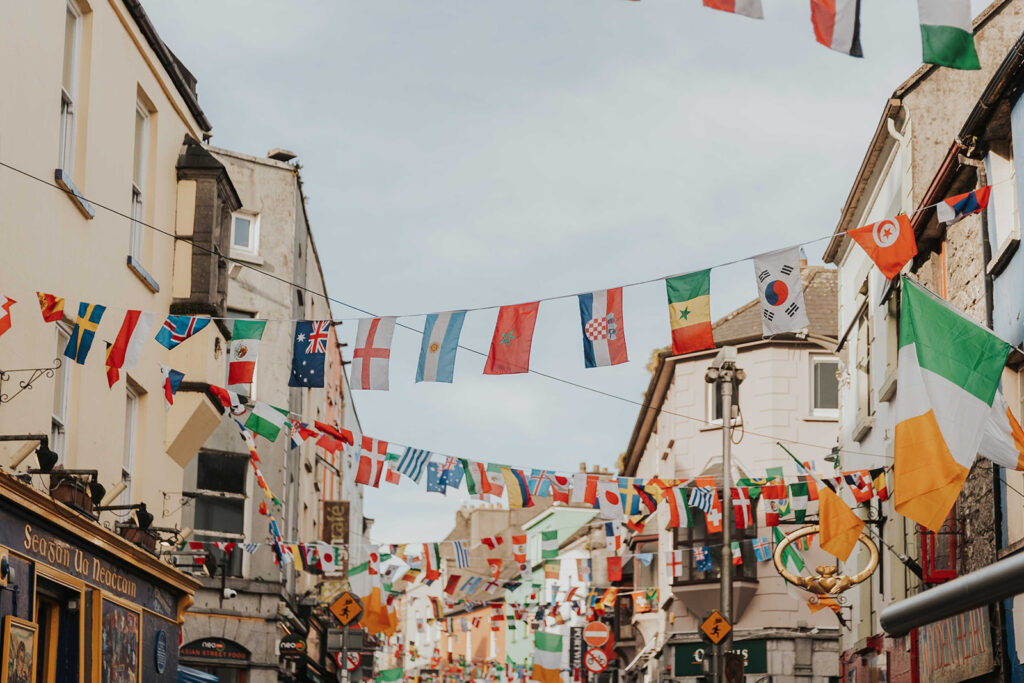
578,288,628,368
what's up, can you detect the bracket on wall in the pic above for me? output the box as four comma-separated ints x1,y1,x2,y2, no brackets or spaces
0,358,62,406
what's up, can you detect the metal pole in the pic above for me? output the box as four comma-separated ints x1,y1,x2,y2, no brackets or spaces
342,628,348,683
717,374,734,683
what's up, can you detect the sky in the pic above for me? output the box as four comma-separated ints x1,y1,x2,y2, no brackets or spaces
143,0,990,544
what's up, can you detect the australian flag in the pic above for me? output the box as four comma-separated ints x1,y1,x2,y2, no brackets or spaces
426,461,448,494
289,320,329,387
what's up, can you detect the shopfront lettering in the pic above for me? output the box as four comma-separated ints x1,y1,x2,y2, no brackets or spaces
20,524,137,600
918,606,993,683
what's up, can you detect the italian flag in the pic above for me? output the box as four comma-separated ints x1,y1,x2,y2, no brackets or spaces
531,631,563,683
245,402,290,442
917,0,980,70
228,319,267,395
894,278,1009,532
541,530,558,559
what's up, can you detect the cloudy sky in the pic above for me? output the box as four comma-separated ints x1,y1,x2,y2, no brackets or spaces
144,0,987,543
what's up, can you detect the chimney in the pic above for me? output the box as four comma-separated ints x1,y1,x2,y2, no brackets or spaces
268,148,297,163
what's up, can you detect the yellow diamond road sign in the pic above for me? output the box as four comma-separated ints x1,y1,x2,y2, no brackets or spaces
700,610,732,645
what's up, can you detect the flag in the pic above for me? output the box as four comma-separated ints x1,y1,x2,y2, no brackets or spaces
762,483,788,527
607,556,622,581
352,317,396,390
666,487,692,528
444,574,460,595
104,343,120,387
578,287,628,368
501,467,533,508
0,296,14,338
596,479,624,520
576,558,592,582
810,0,862,56
753,537,772,562
843,471,874,503
600,587,617,608
228,319,266,395
106,310,155,374
210,385,245,413
695,546,713,573
160,365,184,409
155,315,210,349
570,473,598,506
895,278,1010,531
604,521,621,552
732,487,755,529
513,534,527,563
618,477,645,515
871,469,890,502
706,496,724,534
36,292,64,323
64,302,106,363
289,320,329,387
848,214,917,280
731,541,742,566
549,473,571,503
689,486,715,514
288,420,316,449
462,459,491,495
754,247,808,336
666,270,713,354
439,457,464,489
774,526,805,573
484,302,540,375
426,461,447,494
541,530,558,559
480,535,503,550
357,445,387,488
918,0,980,70
531,632,563,683
819,486,865,561
245,402,290,441
704,0,763,19
417,310,466,383
487,558,503,579
398,448,431,483
937,186,991,224
377,669,403,683
484,464,505,498
528,470,554,498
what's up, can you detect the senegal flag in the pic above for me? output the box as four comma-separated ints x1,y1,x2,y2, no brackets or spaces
894,278,1009,531
666,269,713,354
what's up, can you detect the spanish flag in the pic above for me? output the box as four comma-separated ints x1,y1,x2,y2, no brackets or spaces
666,270,714,355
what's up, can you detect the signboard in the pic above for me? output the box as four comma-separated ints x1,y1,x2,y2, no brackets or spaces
180,638,251,662
700,610,732,645
570,626,586,681
583,622,611,647
327,628,364,652
330,591,364,626
673,640,767,676
584,649,608,674
154,630,167,674
280,634,307,658
917,606,993,683
323,500,350,544
335,651,362,671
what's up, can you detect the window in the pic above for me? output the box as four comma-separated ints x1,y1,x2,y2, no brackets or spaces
706,381,739,426
59,1,82,174
192,452,249,577
672,490,758,583
615,594,634,641
853,280,874,440
633,540,657,594
920,507,958,584
122,384,139,504
51,326,71,462
230,211,260,258
987,139,1018,249
129,102,149,260
811,356,839,418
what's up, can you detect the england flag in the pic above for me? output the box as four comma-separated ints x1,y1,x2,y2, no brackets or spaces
578,287,628,368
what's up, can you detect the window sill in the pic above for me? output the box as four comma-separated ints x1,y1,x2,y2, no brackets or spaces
699,421,742,433
879,372,897,403
230,250,263,266
987,232,1020,278
127,256,160,292
54,169,95,218
803,415,838,423
853,415,874,443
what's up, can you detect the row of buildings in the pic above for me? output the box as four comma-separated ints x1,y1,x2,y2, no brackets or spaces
0,1,366,681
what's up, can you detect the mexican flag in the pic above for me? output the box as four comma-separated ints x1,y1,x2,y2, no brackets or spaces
531,631,563,683
228,319,267,395
917,0,980,70
245,402,290,442
894,278,1009,531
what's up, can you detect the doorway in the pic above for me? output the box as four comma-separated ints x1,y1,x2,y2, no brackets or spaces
33,576,80,683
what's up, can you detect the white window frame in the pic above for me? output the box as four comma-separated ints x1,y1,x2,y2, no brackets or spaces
122,383,139,505
230,210,260,259
59,0,82,175
129,101,149,260
706,382,724,426
52,325,72,463
810,355,840,419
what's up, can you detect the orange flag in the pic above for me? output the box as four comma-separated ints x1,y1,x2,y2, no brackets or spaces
847,214,917,280
818,486,864,561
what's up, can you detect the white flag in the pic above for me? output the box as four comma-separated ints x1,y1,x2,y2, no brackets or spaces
596,479,624,521
351,317,396,390
753,247,809,336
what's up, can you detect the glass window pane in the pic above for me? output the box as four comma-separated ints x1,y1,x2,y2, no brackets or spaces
194,498,245,534
814,360,839,410
133,108,146,186
62,7,76,93
52,329,69,418
233,216,250,248
196,452,249,494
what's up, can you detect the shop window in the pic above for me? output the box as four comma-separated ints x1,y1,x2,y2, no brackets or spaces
193,451,248,577
672,491,758,584
920,507,959,584
811,356,839,418
51,325,72,462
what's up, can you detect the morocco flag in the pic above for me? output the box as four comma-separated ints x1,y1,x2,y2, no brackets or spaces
848,214,917,280
484,302,539,375
665,270,713,354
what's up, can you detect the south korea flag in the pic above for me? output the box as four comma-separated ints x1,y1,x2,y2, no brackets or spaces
753,246,809,336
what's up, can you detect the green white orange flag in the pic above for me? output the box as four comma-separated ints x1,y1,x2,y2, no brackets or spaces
917,0,980,70
531,631,563,683
894,278,1010,531
665,269,713,355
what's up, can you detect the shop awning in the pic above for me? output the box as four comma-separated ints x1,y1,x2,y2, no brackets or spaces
178,666,218,683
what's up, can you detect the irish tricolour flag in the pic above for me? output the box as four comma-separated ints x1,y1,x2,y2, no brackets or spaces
894,278,1010,531
531,631,563,683
917,0,980,70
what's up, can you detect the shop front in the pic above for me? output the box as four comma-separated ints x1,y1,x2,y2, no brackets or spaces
0,472,198,682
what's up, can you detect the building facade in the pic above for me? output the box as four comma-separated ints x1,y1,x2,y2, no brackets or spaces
619,268,842,683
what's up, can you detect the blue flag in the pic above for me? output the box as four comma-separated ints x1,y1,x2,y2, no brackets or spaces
64,302,106,364
426,461,447,494
695,546,713,573
155,315,210,350
416,310,466,383
289,320,329,387
439,458,464,489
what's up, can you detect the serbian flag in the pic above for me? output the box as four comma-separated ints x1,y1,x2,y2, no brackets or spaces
810,0,862,56
703,0,763,19
578,288,628,368
848,214,917,280
160,365,184,409
106,311,155,377
937,186,991,225
484,302,540,375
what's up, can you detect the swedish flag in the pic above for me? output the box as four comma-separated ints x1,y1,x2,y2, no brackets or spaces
64,302,106,364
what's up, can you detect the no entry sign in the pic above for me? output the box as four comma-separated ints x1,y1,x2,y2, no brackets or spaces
583,621,611,648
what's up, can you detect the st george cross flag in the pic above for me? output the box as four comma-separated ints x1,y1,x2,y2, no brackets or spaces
753,247,809,336
417,310,466,383
106,310,154,375
848,215,917,280
484,302,540,375
289,320,329,388
811,0,862,56
398,448,431,483
578,288,628,368
352,317,396,390
155,315,210,350
160,365,184,409
703,0,763,19
228,319,267,396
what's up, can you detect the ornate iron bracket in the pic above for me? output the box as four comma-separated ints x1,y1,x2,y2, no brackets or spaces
0,359,61,406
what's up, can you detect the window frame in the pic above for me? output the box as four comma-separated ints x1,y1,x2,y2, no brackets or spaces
706,382,724,425
58,0,82,176
191,450,252,578
230,211,260,259
129,101,149,261
121,383,139,505
51,324,72,463
810,355,840,419
920,507,959,584
671,489,759,585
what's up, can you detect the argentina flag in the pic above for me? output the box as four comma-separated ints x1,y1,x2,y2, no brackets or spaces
416,310,466,383
397,447,431,483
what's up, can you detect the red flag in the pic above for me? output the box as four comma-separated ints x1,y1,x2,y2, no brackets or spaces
487,558,502,579
484,302,540,375
607,556,622,582
847,214,917,280
315,421,353,453
36,292,64,323
444,575,460,595
0,296,14,337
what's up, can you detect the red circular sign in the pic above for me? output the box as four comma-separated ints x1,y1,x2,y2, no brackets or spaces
335,652,361,671
583,621,611,648
584,648,608,674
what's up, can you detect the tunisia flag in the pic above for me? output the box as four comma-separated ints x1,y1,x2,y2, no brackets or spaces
848,214,917,280
484,302,540,375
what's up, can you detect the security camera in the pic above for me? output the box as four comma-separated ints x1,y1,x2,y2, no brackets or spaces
222,588,238,600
